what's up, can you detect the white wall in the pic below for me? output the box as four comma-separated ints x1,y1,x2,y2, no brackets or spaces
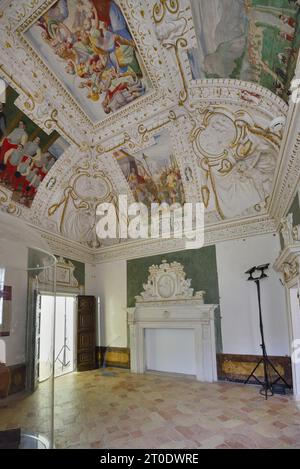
216,233,289,356
85,263,98,296
145,329,197,375
96,260,127,348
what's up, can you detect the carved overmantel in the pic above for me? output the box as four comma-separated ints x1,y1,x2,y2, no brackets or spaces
128,261,218,382
135,260,206,304
274,214,300,286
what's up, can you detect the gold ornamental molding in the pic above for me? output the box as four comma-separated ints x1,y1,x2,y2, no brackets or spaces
0,64,79,147
153,0,179,24
0,64,35,112
96,110,178,155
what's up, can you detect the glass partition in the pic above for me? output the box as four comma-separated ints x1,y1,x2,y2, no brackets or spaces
0,211,56,449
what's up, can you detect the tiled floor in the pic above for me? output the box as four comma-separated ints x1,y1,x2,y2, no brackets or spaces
1,369,300,449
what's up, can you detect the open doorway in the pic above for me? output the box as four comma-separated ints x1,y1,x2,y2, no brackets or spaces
288,286,300,399
39,295,76,382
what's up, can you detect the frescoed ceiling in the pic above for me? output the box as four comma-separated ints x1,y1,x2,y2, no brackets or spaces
188,0,300,101
0,0,300,260
25,0,150,123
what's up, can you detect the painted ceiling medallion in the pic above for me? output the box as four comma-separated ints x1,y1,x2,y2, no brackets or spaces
25,0,151,123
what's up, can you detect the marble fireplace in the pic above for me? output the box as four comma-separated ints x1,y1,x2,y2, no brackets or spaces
128,261,218,382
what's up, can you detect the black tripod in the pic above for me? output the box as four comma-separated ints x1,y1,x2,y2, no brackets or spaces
244,264,291,399
55,306,70,372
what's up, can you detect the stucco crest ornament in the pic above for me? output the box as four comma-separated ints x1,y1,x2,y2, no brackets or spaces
38,256,82,292
135,259,205,302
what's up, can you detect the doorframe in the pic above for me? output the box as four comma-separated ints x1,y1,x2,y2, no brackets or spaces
285,279,300,400
38,292,77,380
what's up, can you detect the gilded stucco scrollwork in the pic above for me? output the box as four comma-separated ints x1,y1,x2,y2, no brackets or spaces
0,0,299,261
152,0,191,106
187,105,282,220
47,163,117,249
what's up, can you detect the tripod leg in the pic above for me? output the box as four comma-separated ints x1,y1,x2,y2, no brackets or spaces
266,358,291,389
244,359,263,385
262,355,271,400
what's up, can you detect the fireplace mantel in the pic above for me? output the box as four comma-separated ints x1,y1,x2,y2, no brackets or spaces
128,261,218,382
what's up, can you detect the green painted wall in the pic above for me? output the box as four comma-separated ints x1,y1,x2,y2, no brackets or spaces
66,258,85,287
127,246,222,352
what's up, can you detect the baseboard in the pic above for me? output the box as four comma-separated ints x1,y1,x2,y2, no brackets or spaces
0,363,26,398
94,350,293,388
96,346,130,369
217,353,293,388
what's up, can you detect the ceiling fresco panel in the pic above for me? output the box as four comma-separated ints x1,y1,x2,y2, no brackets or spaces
188,0,300,101
114,129,185,207
25,0,151,123
0,82,69,208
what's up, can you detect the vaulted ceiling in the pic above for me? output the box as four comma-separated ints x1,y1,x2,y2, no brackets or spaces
0,0,300,262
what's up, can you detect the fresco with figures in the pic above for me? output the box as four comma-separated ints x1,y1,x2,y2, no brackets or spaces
188,0,300,101
0,83,69,208
25,0,149,122
114,130,185,207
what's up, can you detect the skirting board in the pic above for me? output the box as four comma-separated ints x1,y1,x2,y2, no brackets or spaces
94,348,293,390
96,346,130,369
217,353,292,388
0,363,26,399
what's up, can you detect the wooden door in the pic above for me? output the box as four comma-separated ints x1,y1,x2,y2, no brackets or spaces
26,283,40,392
77,296,96,372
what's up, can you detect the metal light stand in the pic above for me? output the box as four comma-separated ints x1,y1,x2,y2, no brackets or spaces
55,302,70,372
244,264,291,399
